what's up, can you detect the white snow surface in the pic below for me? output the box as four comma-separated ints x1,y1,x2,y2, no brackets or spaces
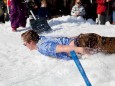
0,15,115,86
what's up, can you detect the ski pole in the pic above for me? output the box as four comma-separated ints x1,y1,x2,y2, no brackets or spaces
70,50,92,86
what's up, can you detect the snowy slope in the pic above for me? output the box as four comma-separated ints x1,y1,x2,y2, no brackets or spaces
0,15,115,86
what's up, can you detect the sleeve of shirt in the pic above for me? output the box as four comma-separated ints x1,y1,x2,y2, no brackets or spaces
71,5,76,16
79,6,85,16
38,41,72,60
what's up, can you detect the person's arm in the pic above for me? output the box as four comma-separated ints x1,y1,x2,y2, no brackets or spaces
56,45,88,55
79,6,85,16
71,5,77,16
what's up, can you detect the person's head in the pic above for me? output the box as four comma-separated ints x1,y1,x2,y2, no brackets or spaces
75,0,81,6
21,30,39,50
41,0,47,7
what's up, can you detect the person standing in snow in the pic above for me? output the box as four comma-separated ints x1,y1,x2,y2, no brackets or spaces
10,0,28,31
37,0,50,19
71,0,85,17
96,0,112,25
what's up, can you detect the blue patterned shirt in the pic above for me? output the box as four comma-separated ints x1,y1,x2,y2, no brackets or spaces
36,36,74,60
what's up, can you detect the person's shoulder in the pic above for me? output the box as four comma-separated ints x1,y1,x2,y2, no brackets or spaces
72,4,77,7
74,4,78,7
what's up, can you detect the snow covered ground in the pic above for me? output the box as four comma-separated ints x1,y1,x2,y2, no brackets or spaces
0,15,115,86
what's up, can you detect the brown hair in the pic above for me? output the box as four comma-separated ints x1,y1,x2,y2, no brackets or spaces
21,30,39,43
41,0,47,7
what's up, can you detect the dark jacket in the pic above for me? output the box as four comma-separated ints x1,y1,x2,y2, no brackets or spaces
37,7,50,19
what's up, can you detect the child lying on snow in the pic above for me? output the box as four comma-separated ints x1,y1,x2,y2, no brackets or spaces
21,30,115,60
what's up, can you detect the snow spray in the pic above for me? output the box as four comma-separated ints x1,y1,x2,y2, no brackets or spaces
70,51,92,86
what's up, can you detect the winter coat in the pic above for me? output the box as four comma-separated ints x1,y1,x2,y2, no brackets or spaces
37,7,50,19
96,0,106,14
10,0,27,28
7,0,10,6
71,4,85,16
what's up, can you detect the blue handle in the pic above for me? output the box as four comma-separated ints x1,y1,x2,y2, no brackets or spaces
70,51,92,86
